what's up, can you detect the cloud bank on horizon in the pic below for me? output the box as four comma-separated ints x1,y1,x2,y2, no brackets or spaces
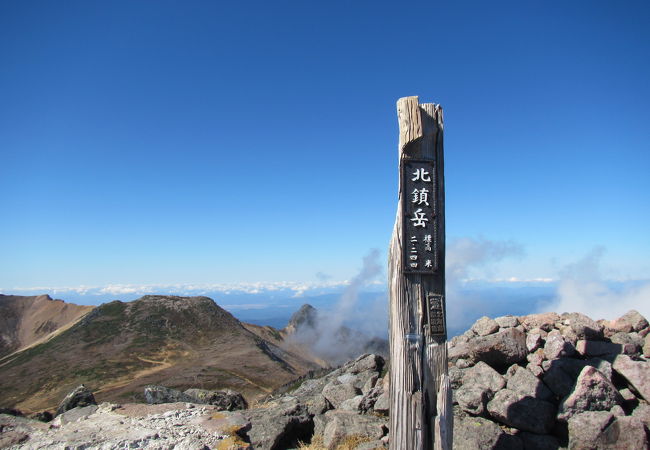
2,238,647,331
540,247,650,322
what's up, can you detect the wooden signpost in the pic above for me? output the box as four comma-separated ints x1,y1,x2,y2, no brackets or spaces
388,96,452,450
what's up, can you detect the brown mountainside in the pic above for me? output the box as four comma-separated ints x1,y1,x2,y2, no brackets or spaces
0,294,94,358
0,295,323,413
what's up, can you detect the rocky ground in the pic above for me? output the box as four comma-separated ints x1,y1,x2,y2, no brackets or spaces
1,309,649,449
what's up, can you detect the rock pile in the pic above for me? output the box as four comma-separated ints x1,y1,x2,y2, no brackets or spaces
449,310,650,449
1,309,649,449
144,385,248,411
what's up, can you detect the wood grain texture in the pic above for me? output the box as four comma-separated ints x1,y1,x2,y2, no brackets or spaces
389,97,451,450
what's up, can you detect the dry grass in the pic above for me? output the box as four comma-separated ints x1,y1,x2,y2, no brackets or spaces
298,434,378,450
217,435,250,450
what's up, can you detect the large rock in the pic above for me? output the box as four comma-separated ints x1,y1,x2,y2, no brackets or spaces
339,395,364,412
448,340,473,363
569,412,649,450
471,316,500,336
567,411,614,450
562,312,603,340
244,396,312,450
575,339,629,357
608,310,649,333
495,315,519,329
644,334,650,357
53,405,98,426
612,354,650,402
373,392,389,416
348,353,384,374
633,403,650,428
542,357,611,398
611,331,644,350
526,331,543,352
318,410,387,449
453,414,522,450
462,361,505,393
598,416,649,449
520,312,560,332
486,389,556,434
144,385,195,405
557,366,623,421
55,385,97,416
506,365,553,401
456,385,490,415
322,381,361,408
467,328,528,369
184,388,247,410
543,330,575,360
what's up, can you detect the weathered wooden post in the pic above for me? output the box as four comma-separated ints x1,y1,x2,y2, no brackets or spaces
388,96,452,450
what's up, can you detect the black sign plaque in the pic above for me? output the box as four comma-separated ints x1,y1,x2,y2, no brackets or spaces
402,159,437,273
426,293,446,336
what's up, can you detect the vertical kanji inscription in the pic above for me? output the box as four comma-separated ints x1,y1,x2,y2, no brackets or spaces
402,160,437,273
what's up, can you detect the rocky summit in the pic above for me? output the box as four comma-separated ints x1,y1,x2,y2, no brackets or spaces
1,309,649,449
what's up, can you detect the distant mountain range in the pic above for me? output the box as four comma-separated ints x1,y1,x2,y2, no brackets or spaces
0,294,386,413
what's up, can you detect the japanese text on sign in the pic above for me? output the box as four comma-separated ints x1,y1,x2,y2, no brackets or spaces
402,160,437,273
427,294,446,335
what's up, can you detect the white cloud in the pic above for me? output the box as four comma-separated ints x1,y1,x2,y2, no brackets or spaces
539,247,650,321
3,280,354,298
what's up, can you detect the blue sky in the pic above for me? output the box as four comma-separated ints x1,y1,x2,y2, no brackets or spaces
1,1,649,296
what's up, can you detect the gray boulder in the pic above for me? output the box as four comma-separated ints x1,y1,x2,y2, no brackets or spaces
506,365,553,401
608,310,649,333
557,366,623,421
598,416,649,449
143,385,195,405
184,388,247,410
487,389,556,434
575,339,627,357
495,315,519,329
468,328,528,369
348,353,384,374
543,330,576,360
562,312,603,340
322,381,361,408
339,394,364,412
244,396,312,450
55,384,97,416
471,316,500,336
306,394,332,416
542,357,612,398
613,354,650,402
456,385,489,415
611,331,644,349
567,411,614,450
358,384,383,413
373,392,389,416
453,414,522,450
315,410,387,449
632,403,650,428
54,405,98,426
520,312,560,332
462,361,505,393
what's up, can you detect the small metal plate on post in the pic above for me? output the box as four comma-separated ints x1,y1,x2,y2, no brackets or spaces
402,159,437,273
426,293,446,336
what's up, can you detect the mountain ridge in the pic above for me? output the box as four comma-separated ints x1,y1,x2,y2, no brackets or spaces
0,294,325,413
